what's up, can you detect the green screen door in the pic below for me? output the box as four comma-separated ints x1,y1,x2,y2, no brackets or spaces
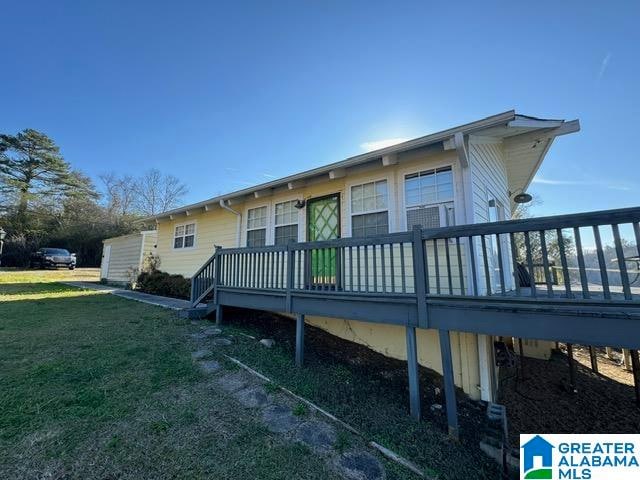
307,194,340,288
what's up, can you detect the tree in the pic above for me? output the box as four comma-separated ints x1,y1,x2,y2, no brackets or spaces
134,168,188,216
512,199,575,284
0,129,96,232
99,169,188,218
100,172,139,218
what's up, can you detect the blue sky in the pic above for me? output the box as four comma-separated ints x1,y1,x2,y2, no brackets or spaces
1,1,638,217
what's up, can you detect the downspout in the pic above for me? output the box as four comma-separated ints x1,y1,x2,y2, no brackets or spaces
219,199,242,247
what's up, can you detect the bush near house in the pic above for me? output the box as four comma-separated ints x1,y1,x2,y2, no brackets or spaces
135,270,190,299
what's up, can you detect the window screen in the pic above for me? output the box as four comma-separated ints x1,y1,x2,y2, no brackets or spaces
352,212,389,237
247,206,267,247
350,180,389,237
274,201,298,245
174,223,196,249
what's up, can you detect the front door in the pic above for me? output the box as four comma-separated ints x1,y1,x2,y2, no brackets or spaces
306,194,340,288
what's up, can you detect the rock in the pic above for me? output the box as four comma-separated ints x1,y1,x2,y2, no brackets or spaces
191,349,211,360
189,332,208,340
294,421,337,452
234,386,270,408
261,405,301,433
337,451,385,480
216,372,249,392
202,327,222,336
198,360,221,374
259,338,275,348
213,337,232,346
430,403,443,413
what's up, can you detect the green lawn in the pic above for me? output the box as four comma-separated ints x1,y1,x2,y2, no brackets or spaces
0,270,502,479
0,271,351,479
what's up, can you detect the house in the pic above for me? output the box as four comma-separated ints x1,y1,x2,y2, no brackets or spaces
100,230,157,285
141,110,581,404
521,435,554,473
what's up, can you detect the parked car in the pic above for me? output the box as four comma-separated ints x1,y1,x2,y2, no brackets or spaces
30,248,76,270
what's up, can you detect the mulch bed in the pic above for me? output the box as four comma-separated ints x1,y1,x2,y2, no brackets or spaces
498,348,640,448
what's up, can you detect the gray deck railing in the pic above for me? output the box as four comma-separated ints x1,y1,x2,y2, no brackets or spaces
190,251,217,305
192,206,640,308
189,206,640,436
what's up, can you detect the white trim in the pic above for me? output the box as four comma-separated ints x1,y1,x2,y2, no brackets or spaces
245,205,269,247
345,173,395,237
273,198,302,244
171,220,197,251
397,161,458,231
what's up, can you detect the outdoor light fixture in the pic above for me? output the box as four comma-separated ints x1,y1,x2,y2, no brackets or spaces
294,199,306,209
513,192,533,204
0,226,6,268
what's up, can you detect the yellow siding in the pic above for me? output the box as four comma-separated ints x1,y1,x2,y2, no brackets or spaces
304,317,480,398
155,148,483,398
103,235,144,283
156,209,238,277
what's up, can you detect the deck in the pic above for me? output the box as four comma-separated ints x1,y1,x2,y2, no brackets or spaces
190,206,640,436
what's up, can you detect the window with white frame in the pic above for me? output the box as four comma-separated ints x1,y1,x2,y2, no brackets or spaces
174,223,196,249
246,206,267,247
404,166,454,229
351,179,389,237
274,200,298,245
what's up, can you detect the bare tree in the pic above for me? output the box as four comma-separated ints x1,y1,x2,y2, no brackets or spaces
134,169,188,216
99,172,138,217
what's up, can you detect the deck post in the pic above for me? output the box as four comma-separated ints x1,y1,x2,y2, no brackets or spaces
630,350,640,407
605,347,614,360
406,326,421,420
213,246,222,324
589,346,599,374
295,314,305,367
411,226,428,328
567,343,577,393
286,241,295,313
518,338,525,379
439,329,459,439
623,349,633,372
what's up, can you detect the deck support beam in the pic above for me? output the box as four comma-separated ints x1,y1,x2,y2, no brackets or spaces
631,350,640,407
567,343,577,393
296,314,305,367
439,329,459,439
215,305,223,325
589,346,599,374
406,326,421,420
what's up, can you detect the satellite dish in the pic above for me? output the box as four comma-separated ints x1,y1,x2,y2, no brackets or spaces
513,192,533,204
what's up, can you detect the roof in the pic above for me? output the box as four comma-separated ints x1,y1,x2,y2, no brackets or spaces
143,110,579,221
102,230,157,244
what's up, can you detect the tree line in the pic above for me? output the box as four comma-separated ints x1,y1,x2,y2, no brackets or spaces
0,129,187,267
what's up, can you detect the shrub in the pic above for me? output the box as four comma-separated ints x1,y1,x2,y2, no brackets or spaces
135,269,190,299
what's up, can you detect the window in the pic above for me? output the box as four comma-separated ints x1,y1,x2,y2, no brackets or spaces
174,223,196,249
405,167,454,229
247,206,267,247
274,200,299,245
351,180,389,237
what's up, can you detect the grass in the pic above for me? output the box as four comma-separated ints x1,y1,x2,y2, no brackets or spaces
0,271,345,479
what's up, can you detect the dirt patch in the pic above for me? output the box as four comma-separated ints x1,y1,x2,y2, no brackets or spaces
219,307,501,480
499,347,640,447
